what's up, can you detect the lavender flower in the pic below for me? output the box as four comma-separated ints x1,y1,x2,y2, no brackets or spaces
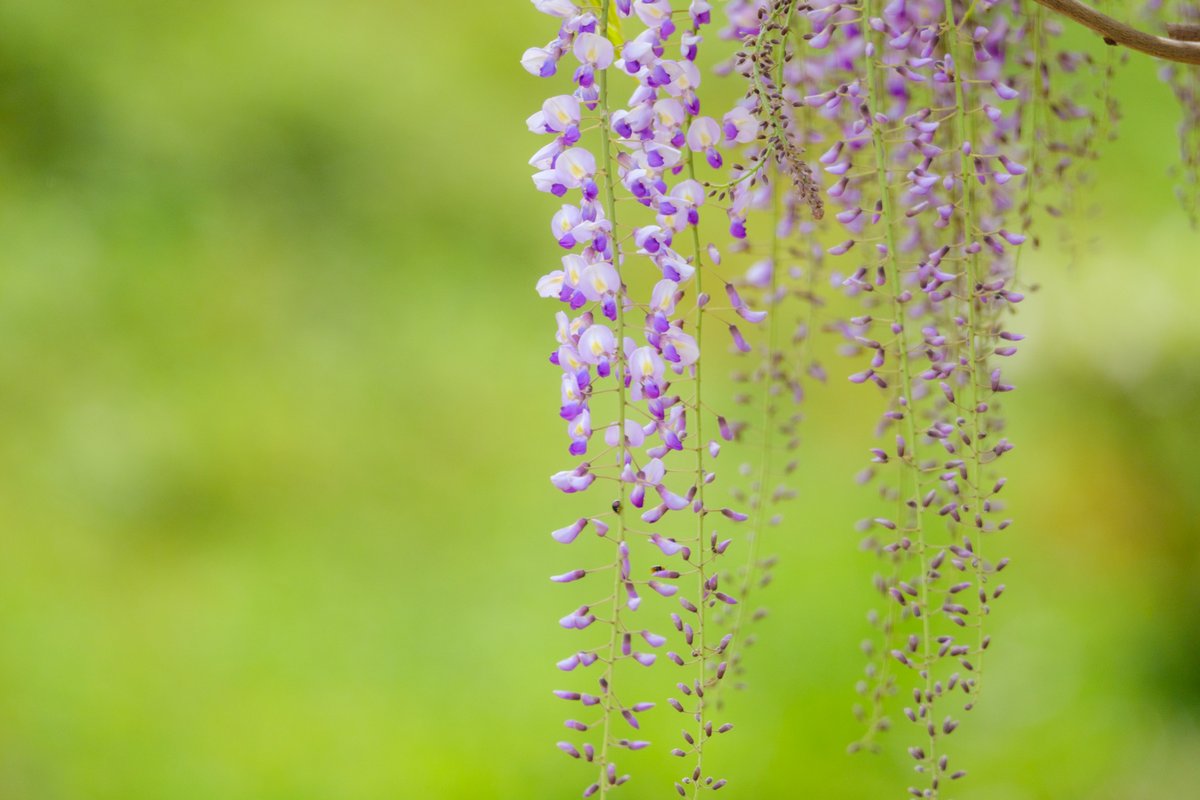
527,1,747,795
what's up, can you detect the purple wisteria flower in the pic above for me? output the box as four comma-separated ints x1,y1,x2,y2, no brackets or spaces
526,1,748,796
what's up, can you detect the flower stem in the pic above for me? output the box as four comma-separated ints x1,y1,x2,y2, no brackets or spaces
869,0,936,785
1013,1,1044,285
945,0,987,701
685,141,709,800
596,1,627,795
722,5,793,705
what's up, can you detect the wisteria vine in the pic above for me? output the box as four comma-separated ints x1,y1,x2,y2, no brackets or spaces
523,0,1200,796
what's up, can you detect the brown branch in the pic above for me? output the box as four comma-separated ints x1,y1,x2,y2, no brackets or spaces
1167,23,1200,43
1028,0,1200,65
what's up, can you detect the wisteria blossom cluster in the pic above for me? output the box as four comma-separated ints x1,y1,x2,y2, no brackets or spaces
786,1,1029,792
1145,0,1200,221
700,1,836,696
1017,1,1122,258
525,0,771,796
524,0,1200,797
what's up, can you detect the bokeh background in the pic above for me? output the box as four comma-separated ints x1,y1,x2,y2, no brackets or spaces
0,2,1197,798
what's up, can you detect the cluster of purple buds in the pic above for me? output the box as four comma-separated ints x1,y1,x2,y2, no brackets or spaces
1010,3,1123,252
776,0,1032,794
1143,0,1200,222
688,0,843,702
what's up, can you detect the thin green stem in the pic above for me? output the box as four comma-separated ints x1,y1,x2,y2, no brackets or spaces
721,0,794,699
945,0,987,702
685,143,709,800
1013,1,1044,285
596,2,628,796
722,172,782,693
870,0,935,785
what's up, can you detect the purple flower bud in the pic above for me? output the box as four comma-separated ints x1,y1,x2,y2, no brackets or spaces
551,569,587,583
991,79,1019,100
728,325,751,352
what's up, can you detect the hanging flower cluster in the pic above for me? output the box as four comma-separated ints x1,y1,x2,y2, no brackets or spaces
782,0,1032,793
525,1,758,796
1144,0,1200,222
525,0,1196,797
698,0,833,699
1016,1,1123,258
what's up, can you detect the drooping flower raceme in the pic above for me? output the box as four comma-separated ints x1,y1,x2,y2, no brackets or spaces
526,1,753,796
1015,1,1123,263
699,0,832,704
1144,0,1200,222
783,0,1033,793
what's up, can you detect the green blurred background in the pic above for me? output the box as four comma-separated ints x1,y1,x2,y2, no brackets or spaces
0,2,1196,798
